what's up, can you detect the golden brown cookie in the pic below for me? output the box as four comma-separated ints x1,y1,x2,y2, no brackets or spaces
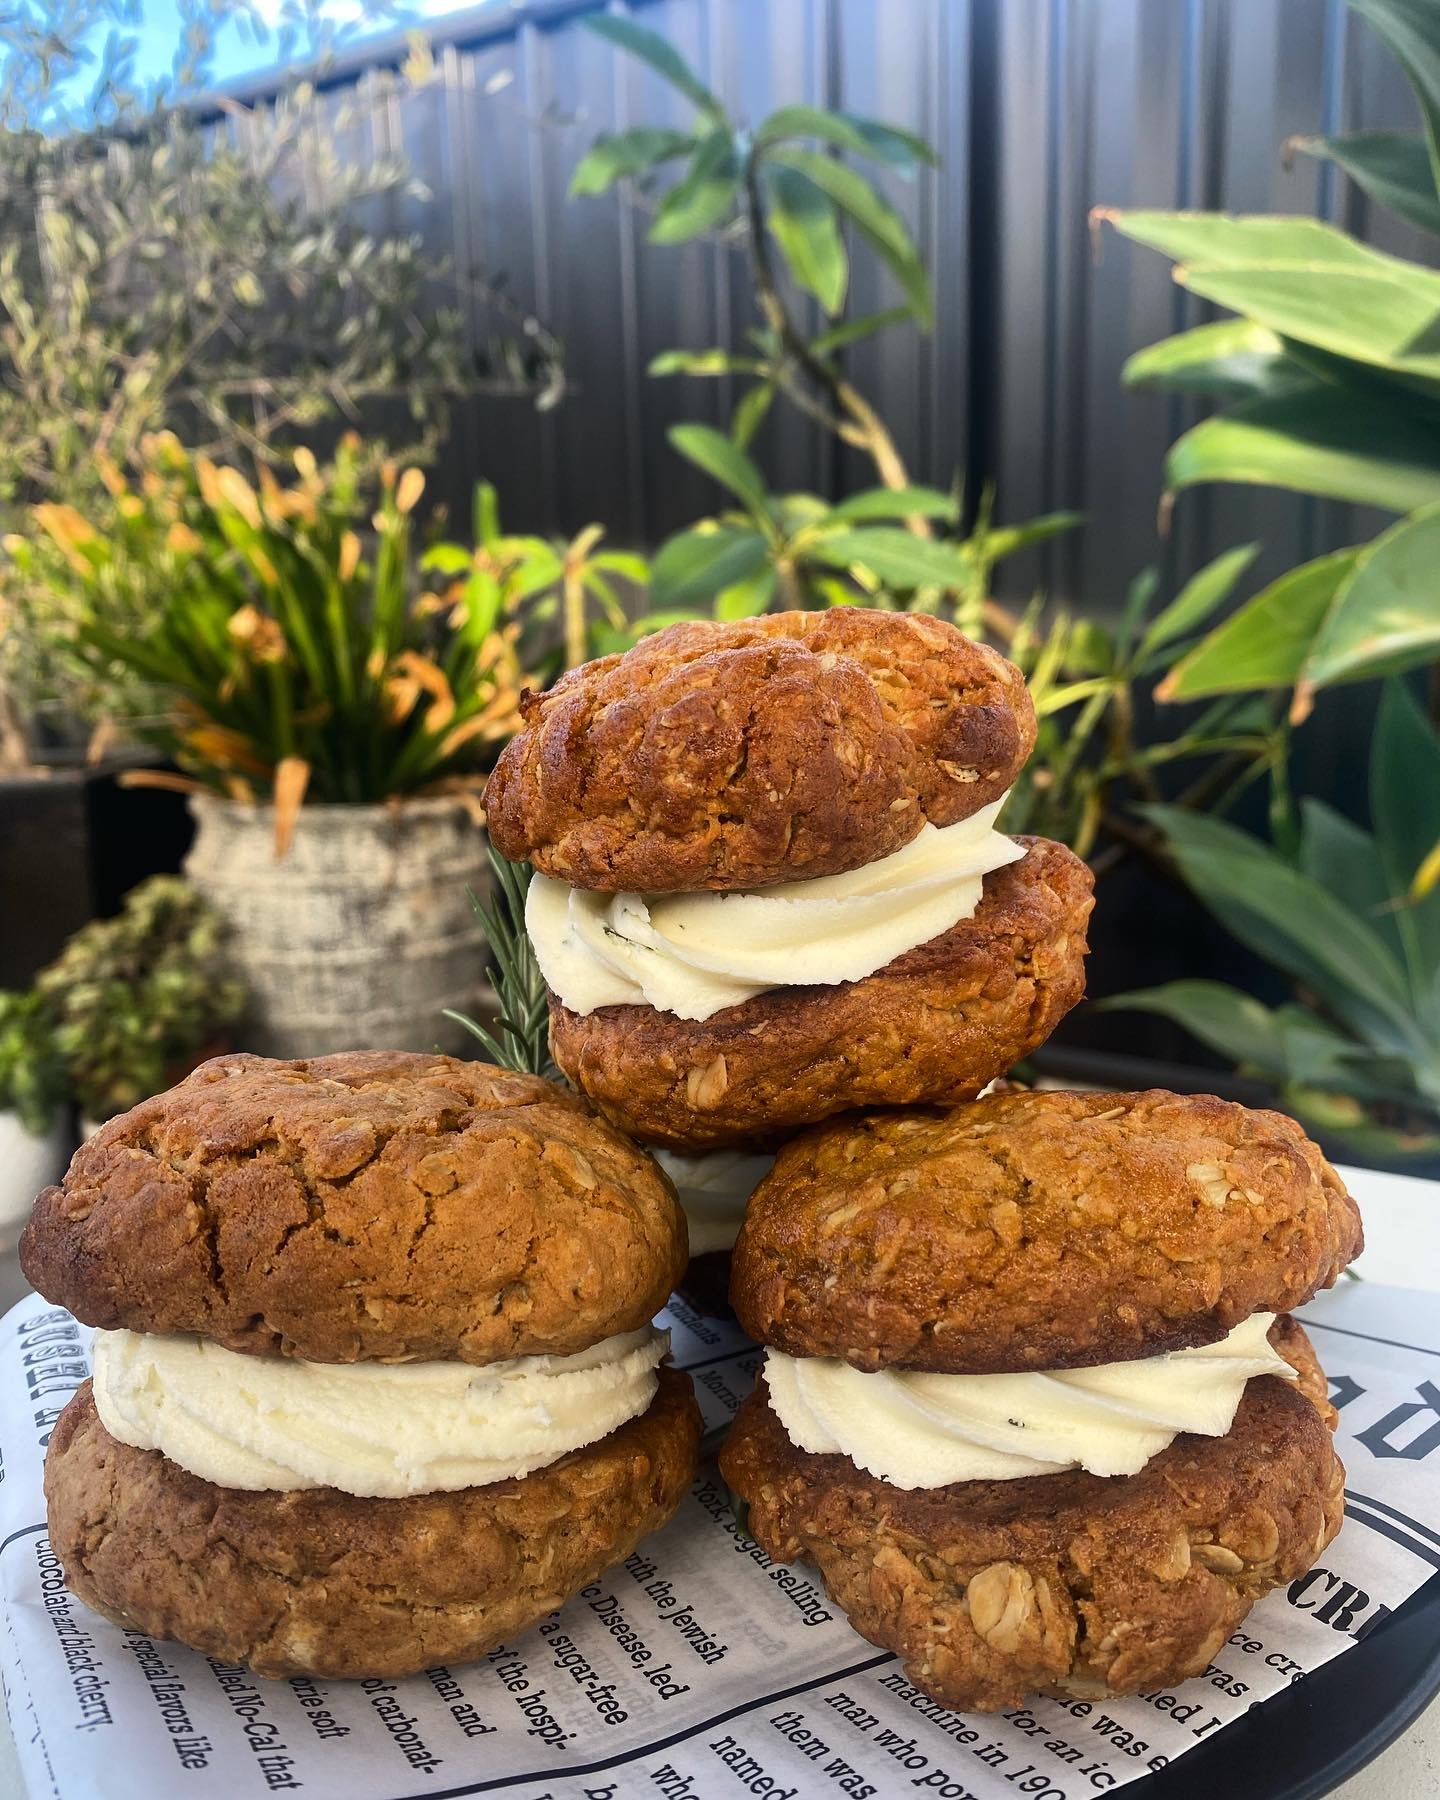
548,838,1092,1150
719,1321,1343,1712
731,1088,1361,1371
486,610,1036,892
22,1051,686,1365
46,1368,700,1680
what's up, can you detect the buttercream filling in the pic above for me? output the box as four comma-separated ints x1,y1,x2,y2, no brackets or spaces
764,1313,1294,1488
652,1147,775,1256
526,794,1026,1021
91,1325,668,1498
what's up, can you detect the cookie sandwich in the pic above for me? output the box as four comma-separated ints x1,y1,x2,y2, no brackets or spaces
488,607,1093,1179
721,1089,1362,1711
25,1051,699,1679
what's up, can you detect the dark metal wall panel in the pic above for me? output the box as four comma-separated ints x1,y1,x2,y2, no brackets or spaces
227,0,1427,613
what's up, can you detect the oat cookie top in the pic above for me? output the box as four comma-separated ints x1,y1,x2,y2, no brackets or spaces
22,1052,686,1364
485,609,1036,891
731,1089,1362,1371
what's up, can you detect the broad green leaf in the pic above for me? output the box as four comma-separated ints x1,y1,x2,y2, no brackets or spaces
1302,503,1440,688
569,128,696,196
1165,387,1440,512
824,485,959,524
756,104,937,169
1105,209,1391,272
769,148,932,327
1144,804,1420,1051
1286,1083,1440,1161
1139,542,1261,658
765,165,848,313
1099,980,1288,1079
584,16,723,119
811,307,911,355
730,382,774,447
648,348,765,376
1298,799,1402,964
1122,319,1303,400
1289,131,1440,237
668,424,774,522
807,527,967,590
648,527,771,608
1158,547,1361,700
715,564,777,619
1370,679,1440,986
1346,0,1440,197
1177,261,1440,387
649,128,740,244
591,551,650,583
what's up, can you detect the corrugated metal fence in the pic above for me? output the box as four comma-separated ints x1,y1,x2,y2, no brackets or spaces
216,0,1426,613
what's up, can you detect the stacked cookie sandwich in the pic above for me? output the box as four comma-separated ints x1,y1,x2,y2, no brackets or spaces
487,609,1095,1269
721,1089,1362,1710
23,1051,699,1678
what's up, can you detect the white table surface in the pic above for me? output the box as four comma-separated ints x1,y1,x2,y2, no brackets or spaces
2,1160,1437,1799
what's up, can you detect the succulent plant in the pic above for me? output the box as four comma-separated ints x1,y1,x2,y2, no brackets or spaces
0,989,66,1136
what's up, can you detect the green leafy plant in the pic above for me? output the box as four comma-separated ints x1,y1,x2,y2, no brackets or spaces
648,425,1078,621
6,434,527,845
1100,0,1440,721
1104,683,1440,1163
36,875,247,1123
421,482,651,678
0,3,563,769
0,989,66,1136
444,845,556,1080
572,15,935,500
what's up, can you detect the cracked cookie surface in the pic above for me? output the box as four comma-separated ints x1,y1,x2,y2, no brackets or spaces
731,1088,1361,1370
548,838,1092,1151
486,609,1036,892
21,1051,687,1364
46,1368,700,1679
719,1319,1342,1711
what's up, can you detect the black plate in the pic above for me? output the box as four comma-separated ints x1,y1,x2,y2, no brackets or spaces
1126,1573,1440,1800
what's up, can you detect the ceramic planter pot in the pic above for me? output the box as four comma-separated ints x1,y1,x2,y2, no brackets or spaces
0,1112,70,1248
184,795,494,1061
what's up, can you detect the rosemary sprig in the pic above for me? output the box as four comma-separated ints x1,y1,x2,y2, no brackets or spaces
445,842,557,1078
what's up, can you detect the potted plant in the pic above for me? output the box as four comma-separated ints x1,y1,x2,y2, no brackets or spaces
36,876,247,1134
9,436,527,1058
0,990,68,1244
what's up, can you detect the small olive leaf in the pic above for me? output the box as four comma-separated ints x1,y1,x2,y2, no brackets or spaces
1098,980,1289,1081
648,526,772,608
1122,319,1301,400
667,424,774,521
648,348,765,377
569,127,697,196
764,164,848,314
756,104,937,169
649,128,740,243
1301,504,1440,694
730,382,774,448
768,147,932,327
583,15,724,120
1288,131,1440,237
1164,387,1440,513
1138,543,1260,661
1157,547,1362,702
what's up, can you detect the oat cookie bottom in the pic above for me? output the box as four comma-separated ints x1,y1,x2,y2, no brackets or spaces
719,1319,1343,1711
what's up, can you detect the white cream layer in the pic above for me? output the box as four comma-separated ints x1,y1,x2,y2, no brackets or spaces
653,1148,775,1256
764,1314,1294,1488
92,1326,668,1498
526,795,1026,1021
